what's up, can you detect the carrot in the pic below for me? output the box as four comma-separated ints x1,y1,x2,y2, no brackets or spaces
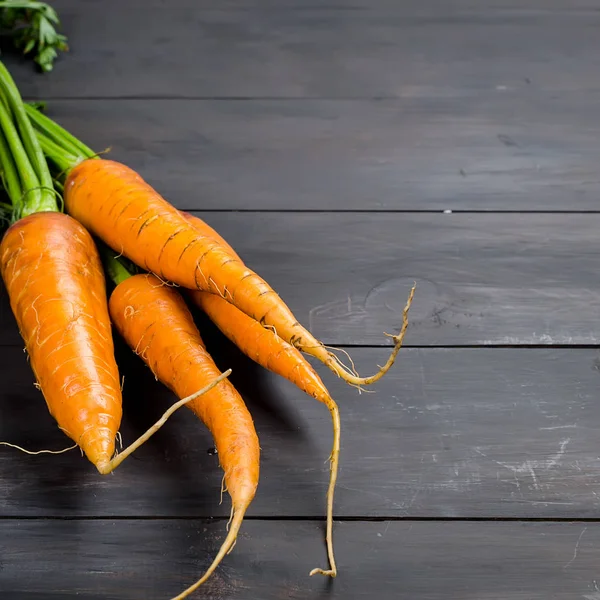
0,60,123,472
179,210,337,575
192,288,340,576
25,104,416,390
103,252,260,599
180,210,241,260
0,63,212,474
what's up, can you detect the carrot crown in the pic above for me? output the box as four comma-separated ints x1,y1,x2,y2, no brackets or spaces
0,60,59,221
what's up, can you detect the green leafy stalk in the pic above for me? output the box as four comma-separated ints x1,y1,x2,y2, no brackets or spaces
0,1,68,72
25,102,95,159
0,61,50,185
35,128,79,175
0,60,57,217
0,123,21,202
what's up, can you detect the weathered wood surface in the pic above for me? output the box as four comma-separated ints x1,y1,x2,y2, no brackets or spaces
1,0,600,597
3,212,600,347
7,98,599,212
2,342,599,519
1,520,598,599
7,1,599,100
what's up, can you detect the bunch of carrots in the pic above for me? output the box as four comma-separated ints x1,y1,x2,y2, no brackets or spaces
0,54,415,599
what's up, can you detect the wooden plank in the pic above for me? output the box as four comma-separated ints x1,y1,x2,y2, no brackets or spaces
2,343,600,519
15,98,600,211
1,519,599,599
50,0,600,9
3,212,600,347
5,2,600,99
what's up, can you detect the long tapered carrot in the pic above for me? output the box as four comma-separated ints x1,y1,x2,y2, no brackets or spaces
105,262,259,599
0,60,123,472
181,210,339,576
25,104,416,390
191,288,340,577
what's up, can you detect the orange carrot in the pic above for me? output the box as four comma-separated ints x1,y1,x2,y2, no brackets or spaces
180,210,242,260
25,105,416,391
0,63,208,474
0,61,125,472
191,288,340,577
180,210,338,575
107,270,260,599
1,212,122,470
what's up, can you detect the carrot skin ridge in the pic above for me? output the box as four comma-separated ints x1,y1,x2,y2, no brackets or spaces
108,273,259,595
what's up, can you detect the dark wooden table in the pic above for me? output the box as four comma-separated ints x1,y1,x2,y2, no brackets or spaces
2,1,600,598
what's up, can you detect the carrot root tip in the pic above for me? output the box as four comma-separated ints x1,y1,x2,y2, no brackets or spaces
96,460,111,475
316,283,416,387
170,506,248,600
309,568,337,578
100,369,232,475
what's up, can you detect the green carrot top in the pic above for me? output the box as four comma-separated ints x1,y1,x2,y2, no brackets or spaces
0,60,58,221
0,1,68,72
24,102,96,176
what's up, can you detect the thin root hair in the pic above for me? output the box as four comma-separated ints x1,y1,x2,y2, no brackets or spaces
96,369,232,475
0,441,78,455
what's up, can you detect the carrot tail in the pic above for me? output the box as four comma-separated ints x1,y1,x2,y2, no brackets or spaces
309,397,340,578
308,282,416,389
96,369,232,474
182,210,416,389
189,289,341,577
170,506,249,600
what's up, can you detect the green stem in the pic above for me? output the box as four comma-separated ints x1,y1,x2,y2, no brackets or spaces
0,98,38,207
0,61,57,215
0,62,51,189
24,103,95,161
99,244,132,286
36,131,79,177
0,127,22,204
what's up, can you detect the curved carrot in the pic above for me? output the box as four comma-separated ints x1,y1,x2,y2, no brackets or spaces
191,289,340,577
181,210,338,575
25,105,416,390
108,272,259,598
0,61,124,473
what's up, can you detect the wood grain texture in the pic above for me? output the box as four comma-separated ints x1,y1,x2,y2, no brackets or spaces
17,98,600,211
3,212,598,346
0,519,599,599
1,340,599,519
4,1,599,99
